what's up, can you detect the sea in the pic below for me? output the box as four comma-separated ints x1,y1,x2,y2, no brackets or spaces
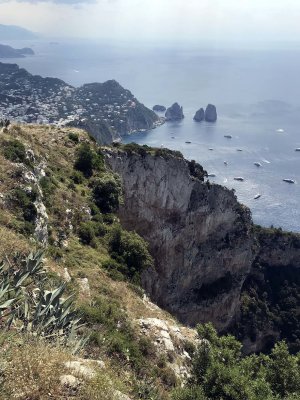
1,39,300,232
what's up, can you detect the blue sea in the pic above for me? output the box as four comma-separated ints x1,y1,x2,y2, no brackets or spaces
2,40,300,232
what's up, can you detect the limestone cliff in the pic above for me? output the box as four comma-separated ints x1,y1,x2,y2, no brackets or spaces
105,148,255,330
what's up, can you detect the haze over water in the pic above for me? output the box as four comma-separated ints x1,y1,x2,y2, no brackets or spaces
3,40,300,232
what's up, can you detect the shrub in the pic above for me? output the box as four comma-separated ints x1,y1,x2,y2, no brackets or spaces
3,139,26,163
11,187,38,233
122,142,151,157
92,174,122,214
70,170,84,184
68,132,79,143
154,148,183,159
78,222,96,245
108,226,154,282
74,143,104,177
188,160,207,181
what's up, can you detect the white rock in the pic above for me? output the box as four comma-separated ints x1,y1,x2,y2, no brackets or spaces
60,374,80,388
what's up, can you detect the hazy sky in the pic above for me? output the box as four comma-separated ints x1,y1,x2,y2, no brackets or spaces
1,0,300,45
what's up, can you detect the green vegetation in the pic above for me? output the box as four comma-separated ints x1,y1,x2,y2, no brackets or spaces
0,251,82,349
68,131,79,143
10,187,38,234
92,173,122,214
188,159,207,181
2,139,26,163
74,142,105,177
173,323,300,400
107,225,154,282
232,261,300,354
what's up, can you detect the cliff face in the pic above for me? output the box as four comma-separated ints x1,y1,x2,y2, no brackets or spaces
105,149,255,330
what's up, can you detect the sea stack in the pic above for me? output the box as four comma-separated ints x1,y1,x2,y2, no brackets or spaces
193,108,205,122
153,105,166,112
165,103,184,121
205,104,217,122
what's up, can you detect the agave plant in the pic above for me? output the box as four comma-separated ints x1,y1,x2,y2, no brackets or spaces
0,250,86,352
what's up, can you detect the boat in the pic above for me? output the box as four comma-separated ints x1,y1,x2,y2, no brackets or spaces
224,161,228,165
295,148,300,151
283,179,295,184
277,128,285,133
171,136,175,139
207,173,216,177
237,149,243,152
185,141,191,144
224,135,232,139
254,194,261,199
234,177,244,181
254,162,262,167
209,148,214,151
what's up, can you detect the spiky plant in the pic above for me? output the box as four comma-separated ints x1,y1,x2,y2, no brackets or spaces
0,251,85,351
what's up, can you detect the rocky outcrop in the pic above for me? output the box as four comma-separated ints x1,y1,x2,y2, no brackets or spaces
153,105,166,112
193,108,205,122
205,104,217,122
105,149,254,330
165,103,184,121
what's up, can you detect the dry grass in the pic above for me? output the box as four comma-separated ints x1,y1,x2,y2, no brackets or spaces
0,225,30,259
0,336,71,400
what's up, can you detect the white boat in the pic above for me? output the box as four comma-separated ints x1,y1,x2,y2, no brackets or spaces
295,148,300,151
209,148,214,151
277,128,285,133
254,162,262,167
224,135,232,139
237,149,243,152
208,173,216,177
224,161,228,165
283,179,295,184
254,194,261,199
234,177,244,181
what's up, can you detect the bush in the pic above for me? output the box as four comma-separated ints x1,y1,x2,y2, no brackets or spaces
78,222,96,245
68,132,79,143
11,187,38,233
3,139,26,163
108,226,154,282
70,170,84,184
92,174,122,214
74,143,104,177
182,323,300,400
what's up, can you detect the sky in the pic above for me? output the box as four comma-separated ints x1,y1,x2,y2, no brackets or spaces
1,0,300,46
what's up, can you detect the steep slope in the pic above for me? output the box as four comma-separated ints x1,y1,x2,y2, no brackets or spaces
105,146,255,330
0,123,197,399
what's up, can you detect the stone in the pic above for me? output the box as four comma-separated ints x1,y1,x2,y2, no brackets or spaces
165,103,184,121
105,149,254,330
63,267,72,283
60,374,80,389
204,104,217,122
193,108,205,122
77,278,91,299
65,360,96,379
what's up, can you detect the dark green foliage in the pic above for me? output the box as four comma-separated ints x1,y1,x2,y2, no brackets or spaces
188,160,207,181
154,148,183,159
2,139,26,163
11,188,37,234
78,222,96,245
74,143,104,177
39,173,57,206
70,170,84,184
107,226,154,282
176,323,300,400
122,142,151,157
78,221,107,245
233,261,300,353
92,174,122,214
68,132,79,143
